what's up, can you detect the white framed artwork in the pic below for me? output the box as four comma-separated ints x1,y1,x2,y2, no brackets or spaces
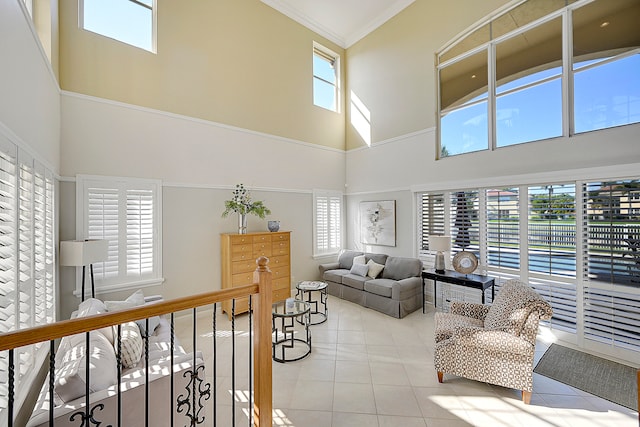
360,200,396,247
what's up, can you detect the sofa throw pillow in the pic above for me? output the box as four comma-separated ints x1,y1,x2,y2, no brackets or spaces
105,289,161,336
54,331,118,403
366,260,385,279
113,321,144,369
350,262,369,277
353,255,366,265
76,298,114,344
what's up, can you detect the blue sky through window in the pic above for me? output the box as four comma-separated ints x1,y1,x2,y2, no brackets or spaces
83,0,153,52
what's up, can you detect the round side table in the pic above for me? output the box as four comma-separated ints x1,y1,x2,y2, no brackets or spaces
295,281,328,325
272,299,311,363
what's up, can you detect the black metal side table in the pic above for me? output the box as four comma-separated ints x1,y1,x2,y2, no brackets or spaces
272,299,311,363
421,269,495,312
295,281,328,325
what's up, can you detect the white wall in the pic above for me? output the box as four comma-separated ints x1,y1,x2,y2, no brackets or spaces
0,0,60,171
58,93,344,318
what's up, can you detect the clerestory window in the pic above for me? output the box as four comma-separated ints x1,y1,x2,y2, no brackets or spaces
80,0,156,52
313,43,340,112
437,0,640,158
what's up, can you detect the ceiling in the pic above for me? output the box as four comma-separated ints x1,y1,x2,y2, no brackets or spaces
261,0,416,48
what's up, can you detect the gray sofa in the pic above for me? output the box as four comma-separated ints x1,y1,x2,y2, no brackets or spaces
318,250,423,318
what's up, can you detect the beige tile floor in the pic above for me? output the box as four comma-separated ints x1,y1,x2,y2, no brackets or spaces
177,296,638,427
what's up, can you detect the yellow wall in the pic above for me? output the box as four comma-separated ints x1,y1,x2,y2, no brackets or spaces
345,0,509,150
59,0,345,150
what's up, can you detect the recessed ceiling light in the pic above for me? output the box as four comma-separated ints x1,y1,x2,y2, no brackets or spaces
600,21,610,28
471,74,476,79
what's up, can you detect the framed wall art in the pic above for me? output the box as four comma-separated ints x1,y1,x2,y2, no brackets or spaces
360,200,396,247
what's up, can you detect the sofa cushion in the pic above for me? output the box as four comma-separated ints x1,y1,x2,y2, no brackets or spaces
364,278,394,298
366,260,385,279
353,255,366,265
323,268,350,283
366,253,388,266
105,289,161,336
350,262,369,277
338,250,364,269
382,256,422,281
342,274,368,290
54,331,118,403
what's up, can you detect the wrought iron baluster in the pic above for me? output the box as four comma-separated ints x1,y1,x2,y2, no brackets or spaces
49,340,55,426
213,302,217,427
116,324,122,427
170,312,175,427
8,349,14,427
248,295,253,427
145,318,149,427
232,299,236,427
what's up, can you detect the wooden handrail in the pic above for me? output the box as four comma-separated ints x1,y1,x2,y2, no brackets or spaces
0,283,259,352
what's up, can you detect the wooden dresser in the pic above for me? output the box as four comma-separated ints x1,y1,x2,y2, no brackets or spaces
220,231,291,319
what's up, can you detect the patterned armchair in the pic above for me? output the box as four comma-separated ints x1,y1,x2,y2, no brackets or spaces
434,279,553,404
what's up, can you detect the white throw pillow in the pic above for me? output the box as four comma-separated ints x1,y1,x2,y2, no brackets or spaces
76,298,114,344
113,321,144,369
104,289,145,311
54,331,118,403
350,262,369,277
367,260,385,279
353,255,366,265
105,289,161,336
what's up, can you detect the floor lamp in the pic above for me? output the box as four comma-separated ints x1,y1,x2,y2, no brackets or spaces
430,235,451,273
60,240,109,301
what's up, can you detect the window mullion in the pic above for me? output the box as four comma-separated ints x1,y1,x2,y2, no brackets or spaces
563,9,573,137
488,44,496,151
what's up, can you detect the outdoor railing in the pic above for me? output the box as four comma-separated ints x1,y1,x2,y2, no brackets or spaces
0,257,273,427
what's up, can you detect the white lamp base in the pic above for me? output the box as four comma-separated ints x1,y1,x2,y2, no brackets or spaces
435,251,446,273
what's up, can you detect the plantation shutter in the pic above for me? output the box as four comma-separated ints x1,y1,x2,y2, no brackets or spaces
314,192,342,256
33,164,46,328
0,145,17,335
485,188,520,270
527,184,577,277
582,180,640,351
87,187,120,280
418,193,445,269
450,190,480,256
126,189,154,276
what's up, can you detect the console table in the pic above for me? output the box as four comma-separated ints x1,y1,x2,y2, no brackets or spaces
422,269,495,312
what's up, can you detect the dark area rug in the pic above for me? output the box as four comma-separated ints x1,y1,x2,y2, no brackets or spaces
534,343,638,411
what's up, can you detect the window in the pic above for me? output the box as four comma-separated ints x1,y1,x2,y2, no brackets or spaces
313,190,342,256
0,139,55,418
77,175,162,293
437,0,640,158
313,43,339,112
486,188,520,271
81,0,156,52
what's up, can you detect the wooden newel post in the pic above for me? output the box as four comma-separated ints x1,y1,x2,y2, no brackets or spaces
253,256,273,427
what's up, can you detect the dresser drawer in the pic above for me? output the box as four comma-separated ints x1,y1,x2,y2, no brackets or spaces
231,271,253,286
269,254,289,268
232,259,256,274
252,234,271,244
273,277,290,291
272,233,289,242
230,235,253,244
231,244,253,261
253,247,272,258
271,265,289,280
272,239,290,253
273,287,290,303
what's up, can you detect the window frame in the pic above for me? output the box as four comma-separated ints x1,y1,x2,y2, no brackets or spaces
76,175,163,296
437,0,640,159
313,42,340,113
79,0,157,53
313,190,343,257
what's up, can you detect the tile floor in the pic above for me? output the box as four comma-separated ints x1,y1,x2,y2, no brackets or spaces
177,296,638,427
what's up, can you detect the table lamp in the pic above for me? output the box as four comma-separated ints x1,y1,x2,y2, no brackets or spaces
60,239,109,301
430,235,451,273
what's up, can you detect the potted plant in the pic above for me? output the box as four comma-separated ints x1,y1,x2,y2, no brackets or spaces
222,184,271,234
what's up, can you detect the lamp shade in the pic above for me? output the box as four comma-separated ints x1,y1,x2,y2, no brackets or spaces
429,235,451,252
59,240,109,266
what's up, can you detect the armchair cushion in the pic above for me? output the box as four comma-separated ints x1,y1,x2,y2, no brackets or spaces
434,312,484,342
